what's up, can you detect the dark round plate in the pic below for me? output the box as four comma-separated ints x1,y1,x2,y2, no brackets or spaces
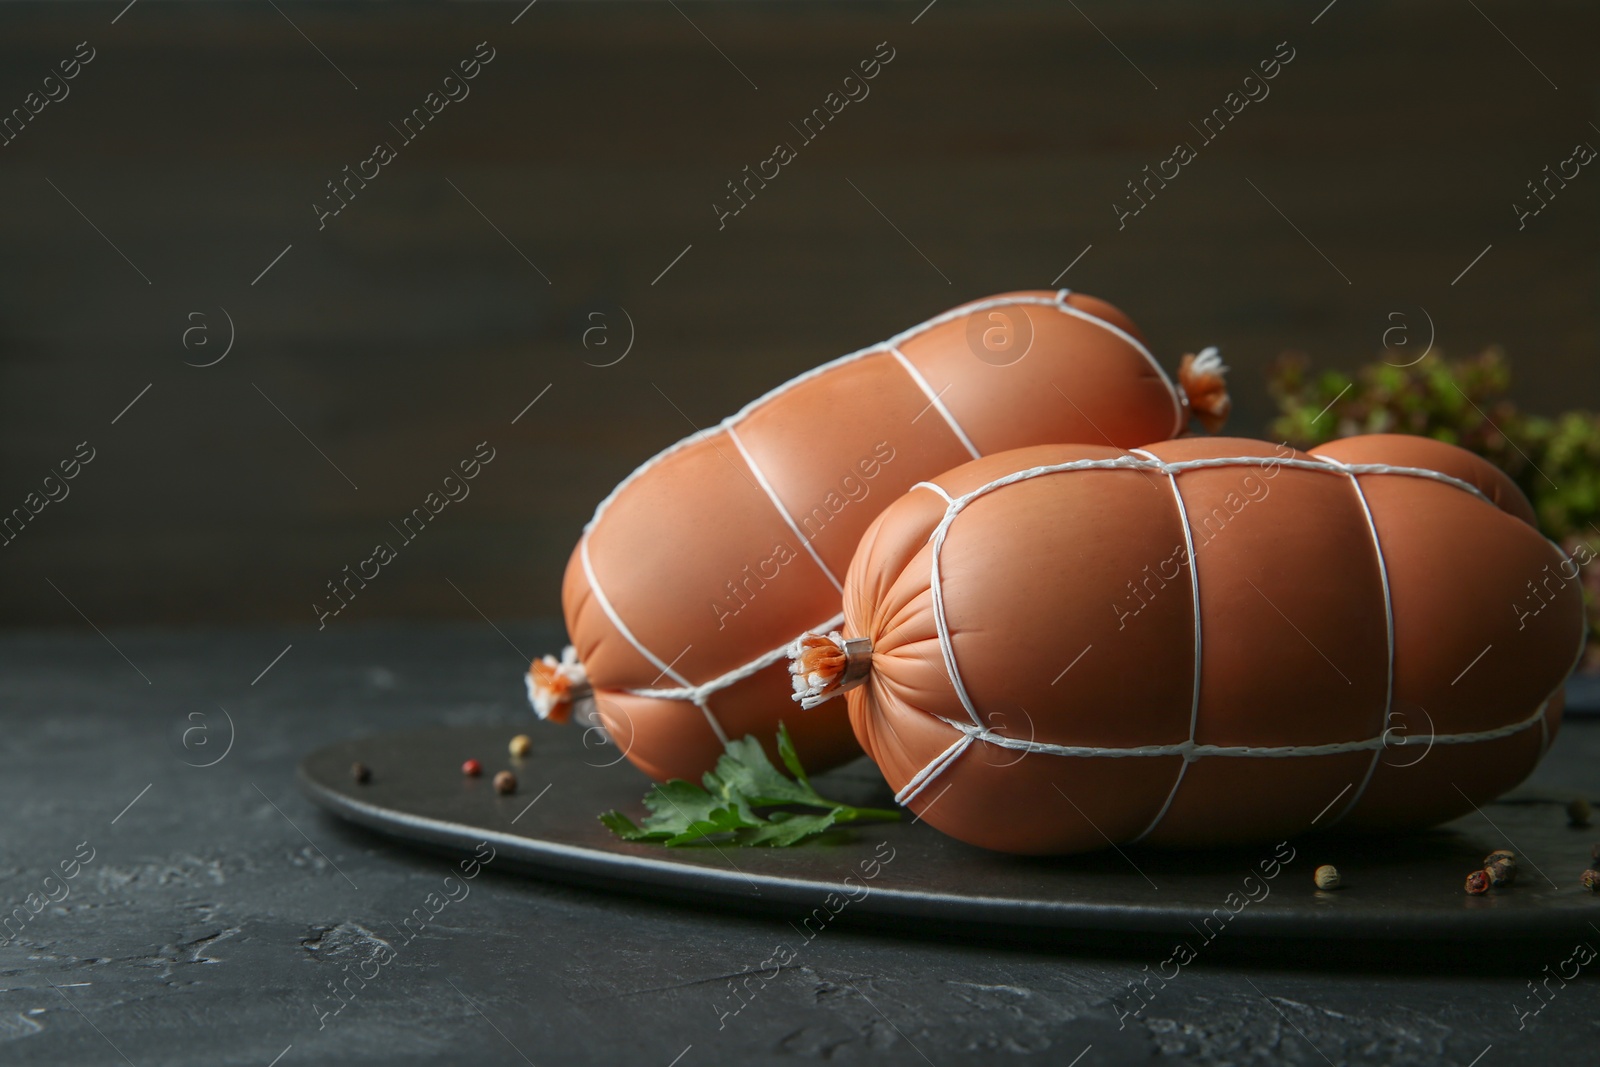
299,724,1600,947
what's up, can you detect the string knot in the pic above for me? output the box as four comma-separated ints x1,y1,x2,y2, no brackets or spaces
525,645,592,724
788,631,873,710
1178,346,1231,433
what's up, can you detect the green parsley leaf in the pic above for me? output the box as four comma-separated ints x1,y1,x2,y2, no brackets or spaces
735,810,838,847
776,725,811,790
705,734,815,809
599,722,899,848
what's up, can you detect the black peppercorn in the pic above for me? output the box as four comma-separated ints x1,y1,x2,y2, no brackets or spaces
351,762,372,784
494,770,517,795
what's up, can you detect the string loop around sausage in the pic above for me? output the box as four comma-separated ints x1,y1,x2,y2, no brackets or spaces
1313,456,1397,829
1126,448,1204,843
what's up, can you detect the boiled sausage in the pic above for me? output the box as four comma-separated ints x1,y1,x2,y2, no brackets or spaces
791,435,1584,853
532,290,1230,782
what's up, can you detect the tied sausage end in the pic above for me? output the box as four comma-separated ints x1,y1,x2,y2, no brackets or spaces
789,631,874,710
525,645,592,725
1178,346,1231,434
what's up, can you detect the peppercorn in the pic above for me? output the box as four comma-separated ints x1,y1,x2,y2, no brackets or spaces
509,734,532,759
1581,869,1600,893
1465,869,1492,895
494,770,517,795
351,761,372,784
1483,849,1515,867
1313,864,1340,890
1569,797,1593,829
462,758,483,777
1486,858,1516,887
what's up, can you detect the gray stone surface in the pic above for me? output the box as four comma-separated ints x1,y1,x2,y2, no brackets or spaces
1,624,1596,1066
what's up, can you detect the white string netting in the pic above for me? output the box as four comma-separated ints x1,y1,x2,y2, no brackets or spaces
892,451,1585,817
572,291,1191,739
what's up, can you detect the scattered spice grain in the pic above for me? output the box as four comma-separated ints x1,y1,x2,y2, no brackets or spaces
1569,797,1593,828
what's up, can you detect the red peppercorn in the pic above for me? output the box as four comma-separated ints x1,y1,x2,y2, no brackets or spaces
494,770,517,795
462,758,483,778
1464,869,1492,895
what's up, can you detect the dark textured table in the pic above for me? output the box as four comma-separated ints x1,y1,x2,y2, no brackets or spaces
2,623,1597,1066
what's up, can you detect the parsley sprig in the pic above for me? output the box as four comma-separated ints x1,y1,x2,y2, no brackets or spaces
600,723,900,847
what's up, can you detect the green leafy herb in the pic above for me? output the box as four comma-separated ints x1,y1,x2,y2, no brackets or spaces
601,723,899,847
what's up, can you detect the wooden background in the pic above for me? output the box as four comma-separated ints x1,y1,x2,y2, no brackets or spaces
1,0,1596,628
